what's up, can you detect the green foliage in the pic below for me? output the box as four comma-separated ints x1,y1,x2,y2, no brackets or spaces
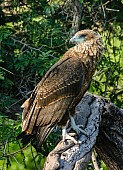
100,160,108,170
0,141,46,170
0,0,123,169
90,24,123,107
0,27,13,80
0,1,68,169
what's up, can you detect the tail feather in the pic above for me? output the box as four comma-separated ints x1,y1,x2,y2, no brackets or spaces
17,124,55,152
36,124,55,151
17,131,34,145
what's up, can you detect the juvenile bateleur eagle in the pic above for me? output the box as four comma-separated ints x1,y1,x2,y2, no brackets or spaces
17,29,103,152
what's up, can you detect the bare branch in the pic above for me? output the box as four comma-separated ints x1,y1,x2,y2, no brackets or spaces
43,92,123,169
10,36,43,52
0,144,30,159
43,93,104,170
105,8,120,12
91,151,100,170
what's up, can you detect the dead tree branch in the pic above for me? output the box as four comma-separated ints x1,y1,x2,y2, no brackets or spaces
70,0,82,35
43,92,123,170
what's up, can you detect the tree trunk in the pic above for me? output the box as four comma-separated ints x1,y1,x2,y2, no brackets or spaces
96,98,123,170
70,0,83,35
43,92,123,170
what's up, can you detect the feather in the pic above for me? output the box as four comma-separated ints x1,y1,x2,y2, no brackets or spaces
32,125,55,152
17,29,103,151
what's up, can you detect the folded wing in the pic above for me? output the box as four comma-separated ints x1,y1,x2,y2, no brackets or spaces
20,55,85,150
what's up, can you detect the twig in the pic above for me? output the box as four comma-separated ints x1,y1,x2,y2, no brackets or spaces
10,36,65,51
6,98,24,110
105,8,120,12
0,66,14,75
0,143,30,158
101,1,106,19
31,146,39,170
3,140,8,155
103,1,110,6
12,155,20,165
10,36,43,52
91,151,100,170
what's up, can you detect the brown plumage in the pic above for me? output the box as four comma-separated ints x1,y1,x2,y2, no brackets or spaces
17,29,103,152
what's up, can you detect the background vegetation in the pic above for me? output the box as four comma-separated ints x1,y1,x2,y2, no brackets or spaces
0,0,123,169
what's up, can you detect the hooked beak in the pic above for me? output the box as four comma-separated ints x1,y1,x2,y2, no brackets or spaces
69,36,76,44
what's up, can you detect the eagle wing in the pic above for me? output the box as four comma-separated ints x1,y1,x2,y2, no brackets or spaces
20,54,85,150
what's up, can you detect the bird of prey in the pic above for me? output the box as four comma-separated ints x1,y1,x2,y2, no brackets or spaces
17,29,103,152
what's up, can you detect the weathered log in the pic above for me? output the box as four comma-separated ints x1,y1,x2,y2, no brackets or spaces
96,97,123,170
43,92,123,170
70,0,82,34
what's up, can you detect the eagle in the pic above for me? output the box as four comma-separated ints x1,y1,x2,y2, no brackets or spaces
17,29,103,152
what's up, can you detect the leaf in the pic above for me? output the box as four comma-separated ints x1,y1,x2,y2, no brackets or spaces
0,74,4,80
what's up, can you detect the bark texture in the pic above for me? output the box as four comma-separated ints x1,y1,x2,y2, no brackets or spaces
70,0,83,35
96,98,123,170
43,92,123,170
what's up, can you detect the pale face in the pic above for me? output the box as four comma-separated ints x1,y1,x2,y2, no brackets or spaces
69,30,98,44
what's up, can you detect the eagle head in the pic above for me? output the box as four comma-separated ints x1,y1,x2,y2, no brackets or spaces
69,29,99,44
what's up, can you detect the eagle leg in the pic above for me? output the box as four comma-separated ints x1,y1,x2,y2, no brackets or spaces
70,115,87,136
62,126,80,144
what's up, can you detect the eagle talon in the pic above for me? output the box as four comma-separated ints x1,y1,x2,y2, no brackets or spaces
62,126,79,144
68,132,76,136
70,116,87,136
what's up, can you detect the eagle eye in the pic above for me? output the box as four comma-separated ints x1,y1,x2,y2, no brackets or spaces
79,34,87,38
